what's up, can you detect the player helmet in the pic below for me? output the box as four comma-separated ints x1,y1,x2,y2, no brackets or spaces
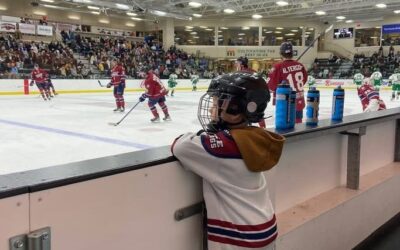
34,63,39,69
280,42,293,58
198,72,270,132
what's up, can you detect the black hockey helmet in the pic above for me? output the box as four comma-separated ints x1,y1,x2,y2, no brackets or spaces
199,72,270,132
280,42,293,58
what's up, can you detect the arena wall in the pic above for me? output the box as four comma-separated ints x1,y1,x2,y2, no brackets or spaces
0,78,392,95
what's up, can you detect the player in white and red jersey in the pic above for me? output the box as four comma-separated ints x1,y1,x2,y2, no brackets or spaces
107,59,126,112
236,56,268,128
138,66,171,122
30,64,51,101
267,42,308,123
358,78,386,112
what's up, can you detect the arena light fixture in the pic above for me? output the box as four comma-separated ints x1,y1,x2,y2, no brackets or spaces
200,26,208,29
291,29,298,32
185,26,194,29
242,26,250,30
91,11,100,15
238,33,246,36
252,14,262,19
127,12,137,16
43,4,59,8
0,6,7,10
206,28,213,31
265,31,273,33
193,36,200,39
115,3,130,10
68,15,80,20
370,36,378,39
72,0,92,2
99,19,109,24
220,27,228,30
190,31,197,34
276,37,283,39
345,20,353,23
131,17,143,21
88,6,100,10
153,10,167,16
224,9,235,14
188,2,202,8
126,23,135,27
275,31,282,34
33,11,47,16
375,3,387,8
285,33,295,36
336,16,346,20
193,13,202,17
315,11,326,15
276,1,289,6
394,10,400,14
40,0,54,3
276,27,284,30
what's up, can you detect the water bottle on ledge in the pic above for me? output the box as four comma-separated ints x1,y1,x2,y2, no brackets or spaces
306,86,320,126
275,81,293,130
289,90,296,129
332,85,345,121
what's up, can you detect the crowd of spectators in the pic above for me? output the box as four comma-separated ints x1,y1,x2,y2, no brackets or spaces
0,28,220,80
0,33,90,79
64,29,220,79
352,46,400,78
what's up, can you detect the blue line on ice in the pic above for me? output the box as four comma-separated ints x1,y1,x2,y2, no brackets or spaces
0,118,151,149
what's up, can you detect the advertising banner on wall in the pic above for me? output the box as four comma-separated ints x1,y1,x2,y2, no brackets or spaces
19,23,36,34
382,24,400,34
0,15,21,23
0,21,16,32
226,48,279,58
37,25,53,36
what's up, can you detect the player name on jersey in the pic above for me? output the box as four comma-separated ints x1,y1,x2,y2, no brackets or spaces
282,65,303,74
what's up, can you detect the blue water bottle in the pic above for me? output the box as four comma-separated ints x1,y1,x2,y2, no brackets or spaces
275,81,292,130
289,91,296,129
306,87,320,126
332,85,345,121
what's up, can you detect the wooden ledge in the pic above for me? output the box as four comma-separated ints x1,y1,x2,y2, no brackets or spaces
277,162,400,236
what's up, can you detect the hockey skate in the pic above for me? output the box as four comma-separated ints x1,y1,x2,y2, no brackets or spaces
151,116,160,123
163,114,172,121
113,107,121,112
120,107,125,112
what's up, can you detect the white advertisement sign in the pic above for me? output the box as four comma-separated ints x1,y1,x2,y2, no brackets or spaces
37,25,53,36
0,15,21,22
19,23,36,34
0,21,16,32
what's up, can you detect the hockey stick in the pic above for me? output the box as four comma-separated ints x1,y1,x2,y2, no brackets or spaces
108,101,141,126
297,25,333,61
98,80,106,87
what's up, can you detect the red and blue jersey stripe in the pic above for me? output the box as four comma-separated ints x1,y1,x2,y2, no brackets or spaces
207,215,277,248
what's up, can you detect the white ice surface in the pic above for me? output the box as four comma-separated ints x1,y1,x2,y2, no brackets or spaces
0,89,399,175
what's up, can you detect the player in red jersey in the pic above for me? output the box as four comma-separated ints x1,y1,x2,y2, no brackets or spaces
30,64,52,101
358,78,386,112
267,42,308,123
138,67,171,123
107,59,126,112
236,57,268,128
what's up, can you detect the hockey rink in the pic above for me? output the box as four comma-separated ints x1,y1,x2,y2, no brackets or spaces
0,88,399,175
